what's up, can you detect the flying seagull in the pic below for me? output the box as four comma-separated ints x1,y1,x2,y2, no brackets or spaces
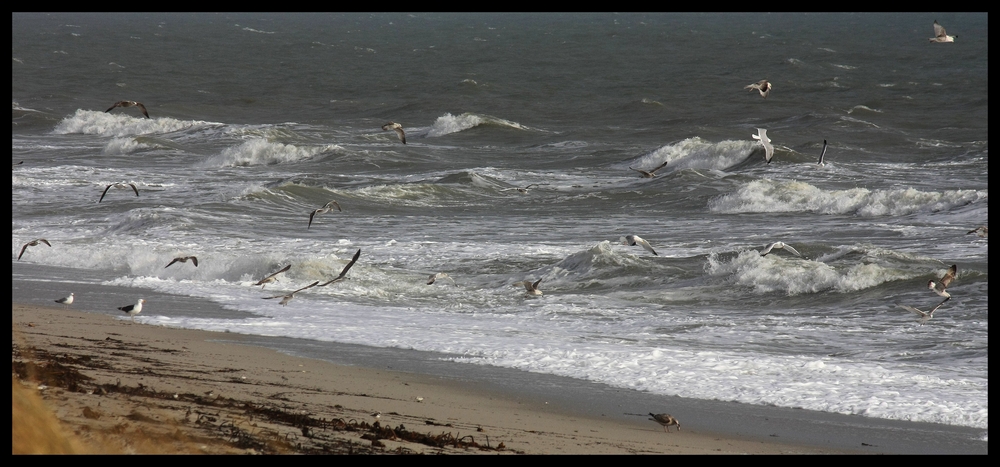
759,242,801,257
54,293,75,306
308,200,342,229
99,182,139,203
928,264,957,299
649,413,680,433
165,256,199,268
255,264,291,289
264,281,319,306
427,272,457,286
745,80,772,99
118,298,146,322
518,278,543,296
629,161,669,178
501,184,540,194
966,226,987,238
929,20,955,43
319,249,361,286
18,238,51,261
382,122,406,144
621,235,658,256
817,140,829,166
752,128,775,164
897,298,949,325
106,100,150,118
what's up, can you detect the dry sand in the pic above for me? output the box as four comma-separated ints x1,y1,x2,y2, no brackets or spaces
12,303,847,454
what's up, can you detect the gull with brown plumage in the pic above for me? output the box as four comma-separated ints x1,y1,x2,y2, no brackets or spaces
264,281,320,306
319,249,361,287
928,265,957,299
649,413,680,432
165,256,199,268
308,200,342,229
99,182,139,203
18,238,51,261
255,264,291,289
106,100,150,118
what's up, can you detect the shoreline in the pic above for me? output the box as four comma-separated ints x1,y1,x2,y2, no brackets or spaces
14,303,854,454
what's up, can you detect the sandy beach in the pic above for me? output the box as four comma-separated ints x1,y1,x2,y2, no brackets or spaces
13,303,853,454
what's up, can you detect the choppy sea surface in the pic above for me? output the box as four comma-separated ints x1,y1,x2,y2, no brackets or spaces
12,13,987,433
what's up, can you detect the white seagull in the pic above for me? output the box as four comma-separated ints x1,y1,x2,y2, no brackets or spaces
629,161,669,178
54,293,74,306
752,129,775,164
106,100,150,118
759,242,801,257
118,298,146,322
817,140,829,166
745,79,772,99
621,235,658,256
929,20,955,43
501,184,540,194
518,279,543,296
18,238,51,261
165,256,198,268
928,264,957,299
897,298,949,325
318,249,361,286
649,413,680,433
382,122,406,144
264,281,320,306
255,264,291,289
966,226,987,238
99,182,139,203
427,272,457,286
308,200,342,229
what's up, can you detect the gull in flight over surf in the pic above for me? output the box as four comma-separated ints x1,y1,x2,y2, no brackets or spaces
18,238,51,261
621,235,658,256
118,298,146,322
649,413,680,433
517,279,543,296
929,20,955,43
966,226,987,238
501,184,540,194
54,293,75,307
308,200,342,229
897,298,949,325
264,281,320,306
382,122,406,144
165,256,198,268
817,140,829,166
255,264,291,289
745,79,772,99
106,100,150,118
319,249,361,287
752,129,774,164
99,182,139,203
427,272,457,286
928,264,957,299
629,161,669,178
759,242,801,257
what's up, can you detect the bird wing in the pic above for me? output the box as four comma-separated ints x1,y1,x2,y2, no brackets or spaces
649,161,669,174
939,265,957,288
338,249,362,277
781,244,801,257
99,184,113,203
129,183,139,197
427,274,438,285
532,278,543,290
257,265,291,285
394,127,406,144
190,256,198,267
105,102,122,112
760,243,775,256
934,21,947,39
18,243,29,260
39,239,51,247
294,281,320,294
638,238,658,255
818,140,828,165
308,210,318,229
165,258,180,268
135,102,149,118
325,200,342,211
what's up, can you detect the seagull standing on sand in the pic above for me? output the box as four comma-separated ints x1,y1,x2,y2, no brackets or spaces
759,242,801,257
745,80,772,99
18,238,51,261
966,226,987,238
308,200,342,229
319,249,361,286
54,293,74,307
105,100,150,118
621,235,658,256
165,256,198,268
898,298,949,325
752,129,775,164
99,182,139,203
427,272,457,286
264,281,320,306
255,264,291,289
518,278,543,296
929,20,955,43
817,140,829,166
382,122,406,144
629,161,669,178
118,299,146,322
928,264,957,299
649,413,680,432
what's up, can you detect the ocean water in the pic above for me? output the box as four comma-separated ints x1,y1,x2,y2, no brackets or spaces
12,13,988,433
